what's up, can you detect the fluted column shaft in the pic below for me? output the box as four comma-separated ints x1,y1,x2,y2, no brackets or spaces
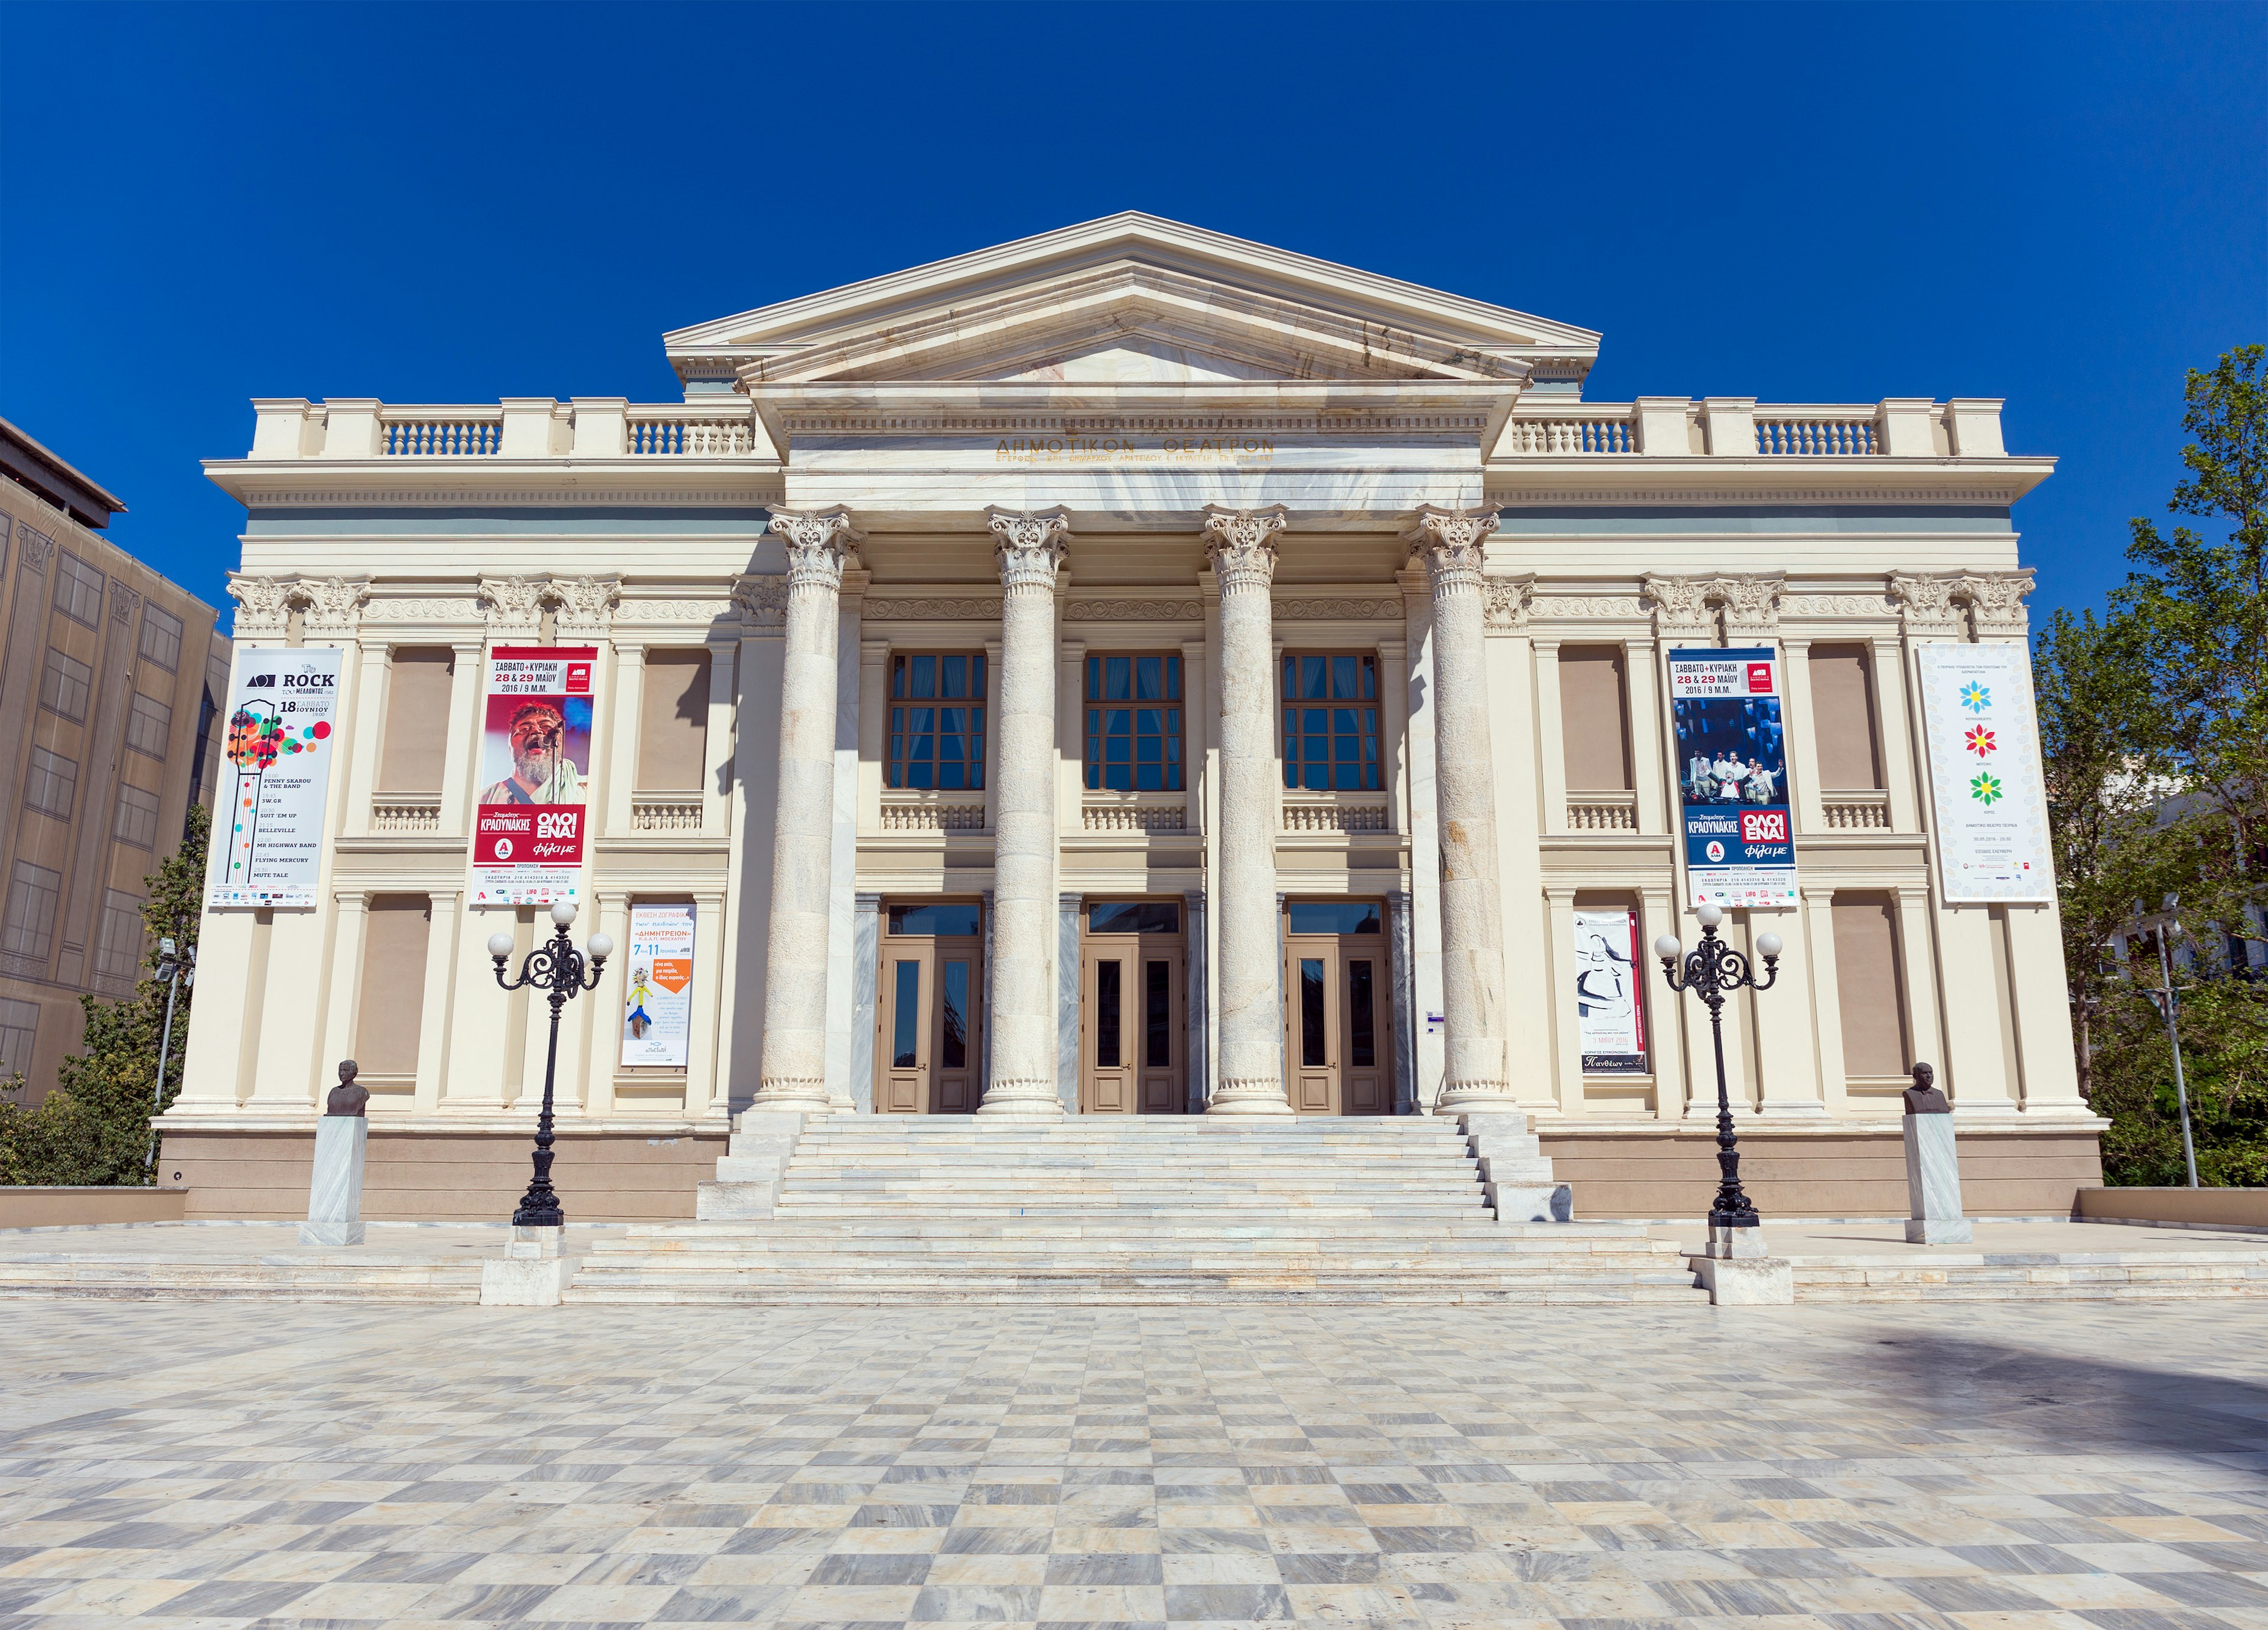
1204,506,1293,1115
751,508,861,1113
1405,505,1517,1110
980,507,1072,1118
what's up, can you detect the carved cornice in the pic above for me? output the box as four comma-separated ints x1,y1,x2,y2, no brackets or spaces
298,576,370,635
1491,484,2029,505
987,505,1073,593
551,575,621,639
1482,576,1534,628
1400,503,1500,595
477,576,546,635
1200,504,1286,595
227,573,295,635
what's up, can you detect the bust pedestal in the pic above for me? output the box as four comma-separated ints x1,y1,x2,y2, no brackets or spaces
1902,1113,1972,1244
298,1115,367,1247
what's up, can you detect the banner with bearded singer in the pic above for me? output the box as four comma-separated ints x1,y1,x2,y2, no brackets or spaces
471,646,597,905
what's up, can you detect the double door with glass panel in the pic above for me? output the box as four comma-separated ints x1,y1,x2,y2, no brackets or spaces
1284,899,1393,1115
1080,899,1185,1114
875,901,983,1114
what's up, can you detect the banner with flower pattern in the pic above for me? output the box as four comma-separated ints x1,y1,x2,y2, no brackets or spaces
1917,643,2054,902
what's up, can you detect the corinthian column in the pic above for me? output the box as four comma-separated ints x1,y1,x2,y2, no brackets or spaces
750,507,863,1113
1203,504,1293,1116
979,506,1073,1119
1403,504,1516,1111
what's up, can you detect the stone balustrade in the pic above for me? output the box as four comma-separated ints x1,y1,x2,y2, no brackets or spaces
630,796,705,833
370,797,442,834
1821,790,1894,830
1566,791,1640,832
242,396,2010,463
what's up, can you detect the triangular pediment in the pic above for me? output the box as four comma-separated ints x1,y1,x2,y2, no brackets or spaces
664,213,1600,393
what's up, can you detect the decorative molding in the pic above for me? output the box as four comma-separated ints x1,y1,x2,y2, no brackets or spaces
109,583,144,625
1640,575,1714,637
1272,596,1401,621
1960,569,2034,635
298,576,370,635
1888,572,1966,633
16,525,50,573
1064,598,1200,621
868,596,1005,621
1781,592,1895,620
616,598,734,623
366,597,481,623
238,484,781,508
1482,576,1534,629
1529,594,1647,621
1715,573,1784,642
732,574,790,626
477,576,546,635
550,575,621,639
1491,484,2028,505
226,573,295,635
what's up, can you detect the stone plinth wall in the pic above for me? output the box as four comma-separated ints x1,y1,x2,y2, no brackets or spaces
2075,1185,2268,1228
1539,1126,2104,1219
0,1187,190,1228
157,1129,728,1222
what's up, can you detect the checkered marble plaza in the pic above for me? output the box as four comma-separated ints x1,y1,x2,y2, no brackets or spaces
2,1300,2263,1629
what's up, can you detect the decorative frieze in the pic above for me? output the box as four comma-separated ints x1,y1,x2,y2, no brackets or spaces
366,598,480,624
1529,594,1647,622
1272,597,1401,621
868,597,1005,621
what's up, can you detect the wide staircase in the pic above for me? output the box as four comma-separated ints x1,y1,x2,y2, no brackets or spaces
565,1115,1702,1306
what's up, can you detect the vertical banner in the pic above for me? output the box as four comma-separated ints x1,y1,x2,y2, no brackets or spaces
620,904,695,1067
1573,907,1647,1072
471,646,596,906
208,647,343,908
1918,644,2054,902
1669,646,1797,907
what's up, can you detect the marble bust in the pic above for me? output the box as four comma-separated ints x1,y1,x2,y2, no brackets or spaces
325,1060,369,1118
1902,1061,1951,1114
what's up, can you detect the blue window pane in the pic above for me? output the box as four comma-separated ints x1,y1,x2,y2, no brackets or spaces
1332,656,1357,699
971,654,985,694
1361,656,1376,699
940,763,964,790
941,654,966,697
1106,656,1130,700
1136,764,1161,790
1106,738,1130,762
908,763,933,788
890,902,982,935
1136,709,1161,735
1136,656,1162,700
1137,738,1161,761
1303,709,1327,734
1334,709,1358,735
1106,764,1130,791
1301,656,1326,699
891,659,905,699
891,961,920,1068
911,656,936,699
1166,656,1181,699
909,708,934,739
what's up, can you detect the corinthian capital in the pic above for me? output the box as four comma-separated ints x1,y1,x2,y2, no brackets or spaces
1641,576,1715,640
1200,504,1286,592
298,576,370,636
478,575,546,635
733,573,789,626
550,575,620,640
1399,503,1501,592
986,505,1073,591
1712,574,1784,642
1888,572,1966,633
1958,569,2034,636
768,507,864,592
227,573,296,635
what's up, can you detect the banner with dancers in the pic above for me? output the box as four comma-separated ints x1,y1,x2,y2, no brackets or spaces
472,646,597,905
207,647,343,908
1668,646,1798,908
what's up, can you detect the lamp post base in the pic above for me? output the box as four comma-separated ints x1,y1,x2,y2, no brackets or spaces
1707,1223,1769,1260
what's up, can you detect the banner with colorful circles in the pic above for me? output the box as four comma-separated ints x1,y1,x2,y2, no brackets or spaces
1918,643,2054,903
207,647,343,908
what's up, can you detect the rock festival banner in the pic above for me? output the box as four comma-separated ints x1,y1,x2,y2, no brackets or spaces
472,646,596,906
208,646,344,908
1668,646,1797,908
1918,643,2054,903
1572,907,1647,1073
620,904,695,1068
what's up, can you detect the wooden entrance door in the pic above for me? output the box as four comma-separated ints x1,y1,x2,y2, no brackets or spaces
1080,899,1185,1113
875,901,983,1113
1283,899,1393,1115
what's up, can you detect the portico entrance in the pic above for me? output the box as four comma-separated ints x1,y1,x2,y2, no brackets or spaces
1283,899,1393,1115
1078,899,1186,1114
874,900,985,1113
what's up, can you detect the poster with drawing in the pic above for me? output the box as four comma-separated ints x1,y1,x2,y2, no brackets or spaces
208,646,343,908
1918,643,2054,903
1668,646,1797,908
620,904,695,1068
1573,907,1647,1073
471,646,595,906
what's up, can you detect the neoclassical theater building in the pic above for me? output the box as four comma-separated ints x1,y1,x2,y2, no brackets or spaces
162,216,2103,1220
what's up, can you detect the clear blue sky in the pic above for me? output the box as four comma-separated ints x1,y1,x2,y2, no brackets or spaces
2,2,2260,626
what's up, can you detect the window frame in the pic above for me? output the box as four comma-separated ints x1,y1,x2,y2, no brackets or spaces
113,783,161,849
23,747,77,821
94,891,146,982
1280,650,1382,792
1082,651,1185,793
125,692,172,760
139,604,184,672
3,861,63,962
39,648,92,723
885,651,988,792
53,553,104,628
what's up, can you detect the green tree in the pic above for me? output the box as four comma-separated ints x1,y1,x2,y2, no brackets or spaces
0,803,206,1186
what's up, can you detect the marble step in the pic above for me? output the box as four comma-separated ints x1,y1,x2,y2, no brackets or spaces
1792,1253,2268,1301
563,1279,1702,1306
604,1230,1671,1251
0,1256,485,1302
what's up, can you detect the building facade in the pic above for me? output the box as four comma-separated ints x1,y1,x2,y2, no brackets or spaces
0,418,230,1103
161,216,2103,1218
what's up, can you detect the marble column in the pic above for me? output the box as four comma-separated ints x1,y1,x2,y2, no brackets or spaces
979,506,1072,1119
750,507,862,1113
1403,504,1517,1111
1203,504,1292,1115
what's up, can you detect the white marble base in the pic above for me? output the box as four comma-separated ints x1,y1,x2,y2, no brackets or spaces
297,1116,366,1248
1707,1224,1769,1259
481,1257,572,1306
1905,1215,1975,1244
1692,1255,1794,1305
1904,1113,1969,1245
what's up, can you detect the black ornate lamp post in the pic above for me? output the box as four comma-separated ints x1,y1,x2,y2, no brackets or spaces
1655,903,1782,1249
488,902,611,1228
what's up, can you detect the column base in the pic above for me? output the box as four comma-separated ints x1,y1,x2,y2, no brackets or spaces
1207,1080,1293,1116
1434,1083,1518,1114
977,1081,1064,1120
748,1080,836,1116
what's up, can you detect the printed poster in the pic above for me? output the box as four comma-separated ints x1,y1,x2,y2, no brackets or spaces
471,646,596,906
1918,644,2054,902
620,904,695,1068
1573,907,1647,1073
208,647,343,908
1668,646,1797,908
